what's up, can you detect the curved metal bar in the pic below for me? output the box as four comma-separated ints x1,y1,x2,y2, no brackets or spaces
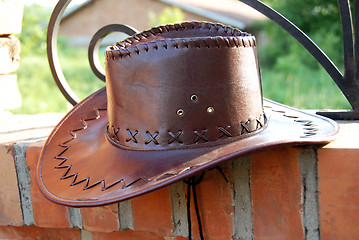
338,0,354,83
354,0,359,88
48,0,138,105
47,0,79,106
337,0,359,110
88,24,138,82
238,0,348,101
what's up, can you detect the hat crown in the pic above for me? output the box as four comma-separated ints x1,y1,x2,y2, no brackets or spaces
105,22,265,150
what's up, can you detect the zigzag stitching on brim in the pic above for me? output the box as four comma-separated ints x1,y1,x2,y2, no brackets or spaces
53,107,150,191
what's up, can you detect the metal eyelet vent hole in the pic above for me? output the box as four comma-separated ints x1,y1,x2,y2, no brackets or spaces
191,94,198,102
207,107,214,114
177,109,184,116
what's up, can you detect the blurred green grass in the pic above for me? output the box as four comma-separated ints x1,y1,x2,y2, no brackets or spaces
261,61,350,110
13,48,105,114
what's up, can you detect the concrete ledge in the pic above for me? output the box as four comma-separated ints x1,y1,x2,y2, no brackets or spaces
0,0,24,35
0,75,21,110
0,115,358,239
0,36,20,74
323,120,359,149
0,113,64,143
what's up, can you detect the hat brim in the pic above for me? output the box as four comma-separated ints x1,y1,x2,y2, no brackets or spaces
37,87,338,207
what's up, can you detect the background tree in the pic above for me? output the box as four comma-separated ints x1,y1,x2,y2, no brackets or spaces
253,0,349,108
148,6,185,27
257,0,344,70
20,4,51,56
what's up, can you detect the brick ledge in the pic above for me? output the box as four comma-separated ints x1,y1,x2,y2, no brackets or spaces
0,114,358,239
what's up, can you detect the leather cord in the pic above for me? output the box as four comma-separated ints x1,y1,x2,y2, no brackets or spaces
184,167,228,240
185,172,205,240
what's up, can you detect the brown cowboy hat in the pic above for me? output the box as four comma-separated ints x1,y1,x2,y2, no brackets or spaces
37,21,338,207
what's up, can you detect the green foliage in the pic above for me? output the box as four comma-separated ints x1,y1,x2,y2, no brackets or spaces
57,47,105,101
19,4,51,56
13,55,67,114
12,4,104,114
262,63,350,109
148,7,185,27
13,47,105,114
257,0,344,69
254,0,350,108
265,0,340,33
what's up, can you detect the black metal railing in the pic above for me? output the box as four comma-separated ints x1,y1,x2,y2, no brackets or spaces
47,0,359,119
238,0,359,119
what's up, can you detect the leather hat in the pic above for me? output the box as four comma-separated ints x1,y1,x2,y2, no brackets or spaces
37,21,338,207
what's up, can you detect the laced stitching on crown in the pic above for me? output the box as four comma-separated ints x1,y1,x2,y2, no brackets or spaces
105,21,256,60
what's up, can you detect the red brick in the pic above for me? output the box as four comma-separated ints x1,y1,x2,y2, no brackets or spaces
0,225,80,240
189,162,234,240
132,186,173,236
318,148,359,239
26,141,71,228
251,147,304,239
91,229,165,240
0,144,23,226
81,203,120,232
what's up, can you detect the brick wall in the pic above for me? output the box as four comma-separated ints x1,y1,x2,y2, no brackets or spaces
59,0,211,41
0,117,358,239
